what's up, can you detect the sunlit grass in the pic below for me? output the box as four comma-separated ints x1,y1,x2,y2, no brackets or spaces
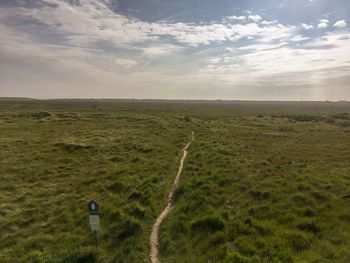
0,100,350,262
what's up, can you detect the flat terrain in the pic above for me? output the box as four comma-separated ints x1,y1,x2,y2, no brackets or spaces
1,99,350,262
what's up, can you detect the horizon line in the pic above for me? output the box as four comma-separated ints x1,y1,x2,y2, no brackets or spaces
0,97,349,103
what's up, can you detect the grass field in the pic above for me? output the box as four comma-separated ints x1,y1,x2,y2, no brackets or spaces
1,99,350,262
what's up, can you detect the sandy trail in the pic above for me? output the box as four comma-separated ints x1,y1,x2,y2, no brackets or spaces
150,132,194,263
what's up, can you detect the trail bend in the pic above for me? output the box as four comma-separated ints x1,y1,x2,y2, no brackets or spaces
150,131,194,263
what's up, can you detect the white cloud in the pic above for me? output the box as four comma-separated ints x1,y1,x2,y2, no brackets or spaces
3,1,298,49
289,35,310,42
200,31,350,82
261,20,278,25
227,15,246,21
255,24,296,43
317,19,329,29
333,20,347,29
141,44,182,57
248,15,262,22
318,22,328,29
301,23,314,30
207,58,222,64
237,42,288,51
115,58,139,68
23,0,156,48
151,21,296,47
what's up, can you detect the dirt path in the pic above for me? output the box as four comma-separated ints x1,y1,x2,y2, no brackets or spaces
150,132,194,263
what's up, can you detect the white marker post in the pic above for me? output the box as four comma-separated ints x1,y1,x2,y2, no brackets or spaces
87,200,100,249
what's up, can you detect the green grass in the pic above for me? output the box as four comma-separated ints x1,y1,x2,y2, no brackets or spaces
1,99,350,262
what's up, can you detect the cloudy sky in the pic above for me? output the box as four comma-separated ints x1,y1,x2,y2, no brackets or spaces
0,0,349,100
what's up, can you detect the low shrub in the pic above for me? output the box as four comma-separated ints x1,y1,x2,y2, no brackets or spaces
169,217,187,239
297,221,321,234
302,208,318,217
311,191,328,201
31,111,52,119
184,116,192,122
109,218,142,242
285,232,311,251
50,247,97,263
282,114,325,122
127,191,148,205
279,126,296,132
208,232,227,247
126,203,146,219
107,181,128,192
234,236,258,256
250,190,270,201
191,215,225,233
332,113,350,120
225,253,251,263
54,142,93,153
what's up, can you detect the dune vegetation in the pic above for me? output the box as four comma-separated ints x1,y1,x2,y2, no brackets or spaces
1,99,350,262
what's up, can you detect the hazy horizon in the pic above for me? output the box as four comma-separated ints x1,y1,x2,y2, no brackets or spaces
2,96,350,103
1,0,350,100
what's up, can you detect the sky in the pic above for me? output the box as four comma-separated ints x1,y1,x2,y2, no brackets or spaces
0,0,349,100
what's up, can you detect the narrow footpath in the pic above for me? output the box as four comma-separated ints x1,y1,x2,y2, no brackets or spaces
150,131,194,263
